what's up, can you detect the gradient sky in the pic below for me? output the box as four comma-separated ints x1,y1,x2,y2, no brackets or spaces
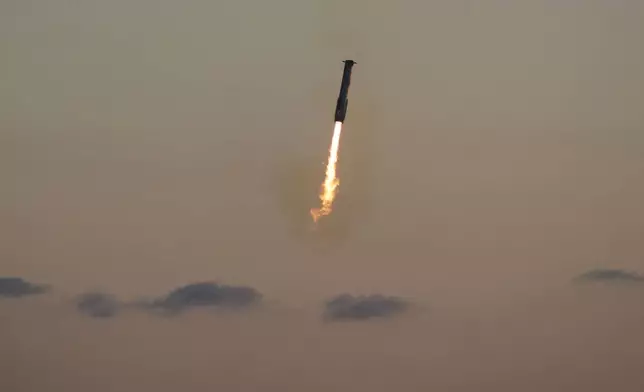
3,1,644,391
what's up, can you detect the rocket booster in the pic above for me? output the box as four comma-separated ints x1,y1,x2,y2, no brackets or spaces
334,60,356,122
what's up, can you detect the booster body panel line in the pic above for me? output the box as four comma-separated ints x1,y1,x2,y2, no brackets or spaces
334,60,356,122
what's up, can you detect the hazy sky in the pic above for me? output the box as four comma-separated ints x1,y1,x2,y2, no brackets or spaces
3,1,644,391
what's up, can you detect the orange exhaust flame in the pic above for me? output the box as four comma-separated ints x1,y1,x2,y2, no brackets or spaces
310,121,344,223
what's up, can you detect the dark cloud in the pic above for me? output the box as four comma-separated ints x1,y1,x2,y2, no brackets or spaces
76,292,120,318
0,277,49,298
323,293,409,321
574,269,644,284
152,282,262,313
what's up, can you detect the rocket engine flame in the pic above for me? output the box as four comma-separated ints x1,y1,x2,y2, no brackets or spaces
310,121,344,223
310,60,355,224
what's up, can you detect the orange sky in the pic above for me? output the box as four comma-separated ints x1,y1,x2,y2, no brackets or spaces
2,1,644,390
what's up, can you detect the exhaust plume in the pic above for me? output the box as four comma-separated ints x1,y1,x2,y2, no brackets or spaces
310,121,344,223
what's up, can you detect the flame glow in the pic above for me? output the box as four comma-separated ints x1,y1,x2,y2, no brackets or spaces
310,121,344,223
